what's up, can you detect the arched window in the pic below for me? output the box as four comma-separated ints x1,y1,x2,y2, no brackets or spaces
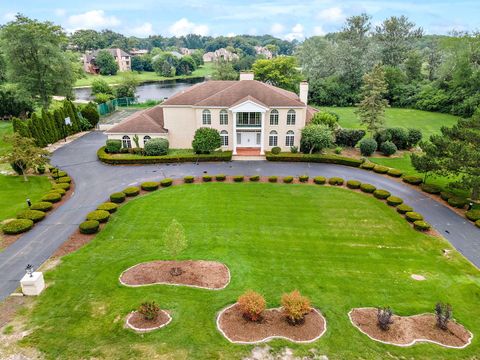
269,130,278,147
202,110,211,125
285,130,295,147
270,109,279,125
220,109,228,125
143,135,151,146
287,109,296,125
220,130,229,146
122,135,132,148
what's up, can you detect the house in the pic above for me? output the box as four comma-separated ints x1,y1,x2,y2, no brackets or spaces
203,48,239,63
83,48,132,74
180,48,195,55
255,46,273,59
105,72,316,156
130,49,149,56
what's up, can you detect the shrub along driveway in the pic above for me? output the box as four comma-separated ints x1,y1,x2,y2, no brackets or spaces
0,131,478,301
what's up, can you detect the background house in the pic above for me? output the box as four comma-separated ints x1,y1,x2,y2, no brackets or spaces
203,48,239,62
83,48,132,74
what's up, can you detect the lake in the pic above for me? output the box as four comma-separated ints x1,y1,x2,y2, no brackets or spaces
74,77,205,102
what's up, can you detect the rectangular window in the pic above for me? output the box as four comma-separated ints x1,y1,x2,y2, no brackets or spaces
285,135,294,147
256,132,261,145
269,136,278,146
236,112,261,126
237,132,242,145
221,135,228,146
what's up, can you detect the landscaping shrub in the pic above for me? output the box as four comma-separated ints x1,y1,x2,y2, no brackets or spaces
373,189,391,199
313,176,326,185
268,176,278,183
386,196,403,207
271,146,281,155
192,127,221,154
328,177,344,186
359,138,377,156
79,220,100,234
53,183,70,191
414,220,431,231
237,290,266,322
402,175,423,185
86,210,110,223
346,180,361,189
141,182,159,192
299,175,309,183
281,290,311,325
2,219,34,235
380,141,397,156
30,202,53,212
52,170,67,178
334,129,365,147
123,186,140,197
233,175,244,182
360,162,375,170
215,174,226,181
421,184,442,195
466,210,480,222
37,165,45,174
407,128,423,148
52,188,66,196
387,168,403,177
266,152,362,167
106,139,121,153
161,178,173,187
435,303,452,331
405,211,424,222
17,209,46,223
290,146,298,153
373,165,389,174
57,176,71,184
476,220,480,228
249,175,260,182
448,197,468,209
360,183,376,193
184,176,194,183
335,147,342,154
41,192,62,203
97,202,118,213
397,204,414,214
110,192,126,203
144,138,169,156
440,191,454,201
283,176,294,183
138,301,160,321
377,307,393,331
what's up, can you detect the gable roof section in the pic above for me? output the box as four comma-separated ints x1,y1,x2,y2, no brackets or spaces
105,106,167,134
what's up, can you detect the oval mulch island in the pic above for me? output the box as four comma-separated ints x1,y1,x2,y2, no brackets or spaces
217,303,327,344
125,310,172,333
119,260,230,290
349,308,473,349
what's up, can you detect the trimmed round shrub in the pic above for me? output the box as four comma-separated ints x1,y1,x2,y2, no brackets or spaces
249,175,260,182
360,183,376,193
237,290,266,322
283,176,294,184
386,196,403,207
360,162,375,170
405,211,424,222
192,127,221,154
53,182,70,191
373,165,389,174
2,219,34,235
373,189,391,199
387,168,403,177
476,220,480,229
440,191,454,201
105,139,121,154
79,220,100,234
233,175,244,182
465,210,480,222
314,176,326,185
298,175,309,183
51,188,66,196
144,138,169,156
57,176,71,184
52,170,67,178
141,182,159,191
328,177,344,186
359,138,377,156
110,192,126,203
123,186,140,197
86,210,110,223
421,184,441,195
202,174,212,182
413,220,431,231
17,209,46,223
448,197,468,209
97,202,118,213
160,178,173,187
271,146,281,155
346,180,361,189
184,176,194,183
30,202,53,212
380,141,397,156
397,204,414,214
268,176,278,183
402,176,423,185
41,192,62,203
215,174,226,181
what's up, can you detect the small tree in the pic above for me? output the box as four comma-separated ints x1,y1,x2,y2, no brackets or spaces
237,290,266,322
377,307,393,331
411,147,439,183
115,72,139,98
435,303,452,331
95,50,118,75
281,290,311,325
138,301,160,321
2,134,49,181
91,79,113,96
192,127,221,154
80,102,100,128
163,219,188,276
300,124,333,154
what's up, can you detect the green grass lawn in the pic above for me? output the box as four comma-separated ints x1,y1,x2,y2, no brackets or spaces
74,63,214,87
22,183,480,359
0,121,13,156
319,107,459,140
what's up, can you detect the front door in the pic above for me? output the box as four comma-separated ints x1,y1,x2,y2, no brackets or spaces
238,132,260,147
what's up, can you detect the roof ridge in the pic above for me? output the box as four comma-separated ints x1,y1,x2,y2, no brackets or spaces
165,81,212,103
192,81,238,106
231,95,268,108
258,81,304,106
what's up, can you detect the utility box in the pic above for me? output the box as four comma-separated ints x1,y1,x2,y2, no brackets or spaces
20,272,45,296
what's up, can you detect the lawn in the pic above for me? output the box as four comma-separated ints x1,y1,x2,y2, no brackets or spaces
319,107,459,140
74,63,214,87
22,183,480,359
0,121,13,156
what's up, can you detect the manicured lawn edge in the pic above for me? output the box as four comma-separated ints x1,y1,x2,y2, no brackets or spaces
265,152,362,167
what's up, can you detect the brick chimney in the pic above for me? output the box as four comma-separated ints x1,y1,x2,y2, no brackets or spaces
299,81,309,105
240,71,254,81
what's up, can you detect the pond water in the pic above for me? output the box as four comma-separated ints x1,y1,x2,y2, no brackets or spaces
74,77,205,102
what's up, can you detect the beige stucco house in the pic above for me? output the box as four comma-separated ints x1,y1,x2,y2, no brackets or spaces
106,72,316,156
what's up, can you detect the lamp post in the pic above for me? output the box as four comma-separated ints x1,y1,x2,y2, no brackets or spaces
25,264,34,278
63,117,72,142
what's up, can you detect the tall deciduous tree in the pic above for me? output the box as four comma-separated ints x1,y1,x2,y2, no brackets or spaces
252,56,302,92
95,50,118,75
212,59,238,80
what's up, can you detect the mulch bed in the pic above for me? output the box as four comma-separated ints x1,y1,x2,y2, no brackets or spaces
125,310,171,333
349,307,472,348
217,303,326,344
120,260,230,290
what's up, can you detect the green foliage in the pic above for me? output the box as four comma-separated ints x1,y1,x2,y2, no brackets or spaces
86,210,110,223
386,196,404,207
215,174,226,181
334,129,366,147
30,202,53,212
80,103,100,128
283,176,294,183
184,176,195,183
440,191,454,201
447,197,467,209
53,183,70,190
17,209,45,223
268,176,278,183
397,204,414,214
380,141,397,156
163,219,188,258
110,192,126,203
57,176,71,184
115,72,139,98
2,219,33,235
290,146,298,154
41,192,61,203
140,182,159,192
249,175,260,182
300,124,333,154
144,138,169,156
407,128,422,147
0,85,34,119
106,140,122,154
359,138,377,156
346,180,361,189
360,162,375,170
161,178,173,187
271,146,281,155
314,176,326,185
211,60,238,80
373,165,389,174
79,220,100,235
123,187,140,197
252,56,302,92
476,220,480,229
138,301,160,321
465,210,480,222
233,175,244,182
91,79,113,95
328,177,344,186
97,202,118,213
405,211,424,222
299,175,309,183
387,168,403,177
402,175,423,185
95,50,118,75
310,112,338,128
421,184,442,195
360,183,376,193
192,128,221,154
266,152,362,167
202,175,212,182
373,189,391,199
413,220,431,231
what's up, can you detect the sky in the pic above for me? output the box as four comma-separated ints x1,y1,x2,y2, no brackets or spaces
1,0,478,39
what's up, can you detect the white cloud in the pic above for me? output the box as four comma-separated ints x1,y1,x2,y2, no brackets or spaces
226,32,236,37
292,24,304,33
313,26,326,36
284,23,304,41
129,22,154,37
168,18,209,36
270,23,285,35
54,8,66,17
66,10,120,31
317,7,345,23
3,12,16,22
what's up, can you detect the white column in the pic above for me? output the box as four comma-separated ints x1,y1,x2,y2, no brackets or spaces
232,111,237,155
260,112,265,155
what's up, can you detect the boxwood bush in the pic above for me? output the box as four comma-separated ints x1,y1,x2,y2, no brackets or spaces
57,176,71,184
405,211,424,222
2,219,34,235
421,184,442,195
313,176,326,185
448,197,468,209
397,204,414,214
41,192,62,203
465,210,480,222
373,189,391,199
283,176,294,184
184,176,194,183
328,177,344,186
17,209,46,223
402,175,423,185
298,175,309,183
266,152,362,167
53,183,70,191
387,168,403,177
160,178,173,187
97,202,118,213
360,162,375,170
360,183,376,193
413,220,431,231
106,139,121,154
476,220,480,229
51,188,66,196
440,191,454,201
202,174,212,182
386,196,403,207
373,165,389,174
249,175,260,182
271,146,281,155
233,175,244,182
268,176,278,183
144,138,169,156
30,202,53,212
359,138,377,156
380,141,397,156
215,174,226,181
140,182,159,192
110,192,127,203
86,210,110,223
123,186,140,197
79,220,100,234
346,180,361,189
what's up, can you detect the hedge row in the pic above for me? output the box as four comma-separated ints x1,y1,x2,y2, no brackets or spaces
266,152,362,167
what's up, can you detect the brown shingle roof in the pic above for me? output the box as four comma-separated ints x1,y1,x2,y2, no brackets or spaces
306,106,319,123
105,106,167,134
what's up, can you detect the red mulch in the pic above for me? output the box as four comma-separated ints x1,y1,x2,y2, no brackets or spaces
126,310,170,332
120,260,230,289
218,304,326,343
0,296,32,328
350,308,471,348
